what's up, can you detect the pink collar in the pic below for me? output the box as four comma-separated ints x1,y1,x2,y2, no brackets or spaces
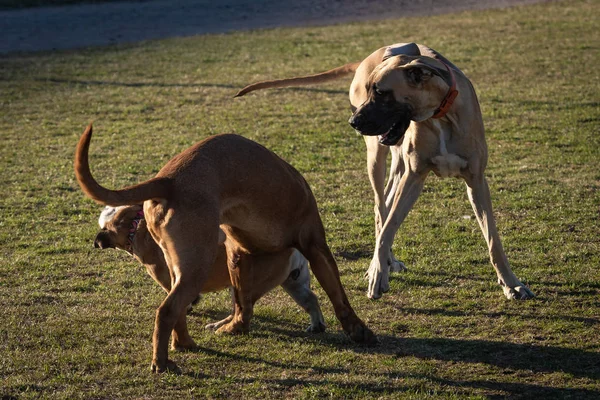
431,61,459,119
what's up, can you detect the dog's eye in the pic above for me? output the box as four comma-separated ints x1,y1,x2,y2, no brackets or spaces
373,85,390,97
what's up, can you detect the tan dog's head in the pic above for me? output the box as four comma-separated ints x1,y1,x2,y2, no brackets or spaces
349,55,452,146
94,205,143,251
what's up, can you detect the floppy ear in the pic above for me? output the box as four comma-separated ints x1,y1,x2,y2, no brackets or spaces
398,58,450,86
94,231,115,249
382,42,421,60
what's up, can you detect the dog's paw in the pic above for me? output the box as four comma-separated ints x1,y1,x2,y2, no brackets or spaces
151,359,181,374
366,258,389,299
171,339,197,352
390,258,407,273
348,322,378,345
205,315,233,331
216,320,248,335
306,321,326,334
502,284,535,300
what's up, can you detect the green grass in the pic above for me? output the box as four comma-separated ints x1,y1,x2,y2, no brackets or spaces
1,0,599,398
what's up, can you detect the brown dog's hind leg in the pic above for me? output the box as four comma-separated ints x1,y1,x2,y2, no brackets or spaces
149,208,218,373
298,227,376,344
152,278,205,373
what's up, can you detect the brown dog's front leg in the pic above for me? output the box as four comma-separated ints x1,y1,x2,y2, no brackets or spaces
171,309,197,352
217,248,254,335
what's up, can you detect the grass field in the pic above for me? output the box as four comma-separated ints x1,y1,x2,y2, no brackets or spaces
1,0,599,398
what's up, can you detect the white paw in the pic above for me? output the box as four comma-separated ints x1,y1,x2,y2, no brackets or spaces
500,279,535,300
367,257,390,299
390,257,407,273
204,316,232,331
204,322,220,331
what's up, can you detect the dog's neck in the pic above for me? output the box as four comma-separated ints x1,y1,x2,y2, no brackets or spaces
431,61,458,119
128,220,167,268
126,210,145,253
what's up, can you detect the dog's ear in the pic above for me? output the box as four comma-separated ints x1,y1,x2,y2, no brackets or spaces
94,231,115,249
405,66,435,85
383,42,421,61
398,58,450,86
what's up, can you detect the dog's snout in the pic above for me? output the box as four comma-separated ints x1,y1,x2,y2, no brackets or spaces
348,113,363,130
94,231,113,249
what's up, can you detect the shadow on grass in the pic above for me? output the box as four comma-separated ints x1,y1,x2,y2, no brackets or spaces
193,311,600,380
385,336,600,380
400,306,599,326
183,331,600,398
34,77,348,95
259,325,600,382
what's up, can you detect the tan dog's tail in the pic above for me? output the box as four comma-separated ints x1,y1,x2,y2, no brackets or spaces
75,123,172,206
234,61,361,97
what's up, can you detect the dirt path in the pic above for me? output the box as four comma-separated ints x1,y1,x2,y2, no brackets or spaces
0,0,549,54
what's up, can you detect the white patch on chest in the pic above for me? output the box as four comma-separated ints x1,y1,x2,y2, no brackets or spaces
430,121,467,178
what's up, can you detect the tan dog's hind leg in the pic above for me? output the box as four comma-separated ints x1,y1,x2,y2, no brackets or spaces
465,175,534,300
368,170,426,299
365,137,405,273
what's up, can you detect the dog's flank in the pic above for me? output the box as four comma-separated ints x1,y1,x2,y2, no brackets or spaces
95,205,326,332
235,62,361,97
75,124,374,373
74,123,172,206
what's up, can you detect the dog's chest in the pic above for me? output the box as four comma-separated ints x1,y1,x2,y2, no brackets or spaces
428,119,467,178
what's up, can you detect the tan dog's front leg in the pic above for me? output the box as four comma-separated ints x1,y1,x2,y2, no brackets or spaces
465,175,534,300
216,248,254,335
368,170,426,299
365,137,405,273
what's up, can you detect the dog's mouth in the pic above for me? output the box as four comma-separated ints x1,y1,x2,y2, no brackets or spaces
378,116,411,146
378,121,405,146
349,102,412,147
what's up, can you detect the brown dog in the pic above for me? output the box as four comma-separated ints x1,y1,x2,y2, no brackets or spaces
236,42,534,301
94,205,326,335
75,124,375,373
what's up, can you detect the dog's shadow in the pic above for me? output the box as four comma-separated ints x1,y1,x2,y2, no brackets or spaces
183,313,600,398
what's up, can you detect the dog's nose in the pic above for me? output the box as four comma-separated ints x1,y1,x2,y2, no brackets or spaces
348,114,362,130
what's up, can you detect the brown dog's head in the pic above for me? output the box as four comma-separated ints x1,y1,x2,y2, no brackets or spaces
94,205,143,252
349,55,453,146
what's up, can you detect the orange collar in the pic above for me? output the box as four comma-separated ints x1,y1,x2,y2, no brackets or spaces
431,61,459,119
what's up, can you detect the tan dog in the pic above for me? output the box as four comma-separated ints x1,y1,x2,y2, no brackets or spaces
94,205,326,334
236,42,534,301
75,125,375,373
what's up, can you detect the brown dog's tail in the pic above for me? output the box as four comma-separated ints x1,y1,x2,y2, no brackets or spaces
74,123,172,206
234,61,361,97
